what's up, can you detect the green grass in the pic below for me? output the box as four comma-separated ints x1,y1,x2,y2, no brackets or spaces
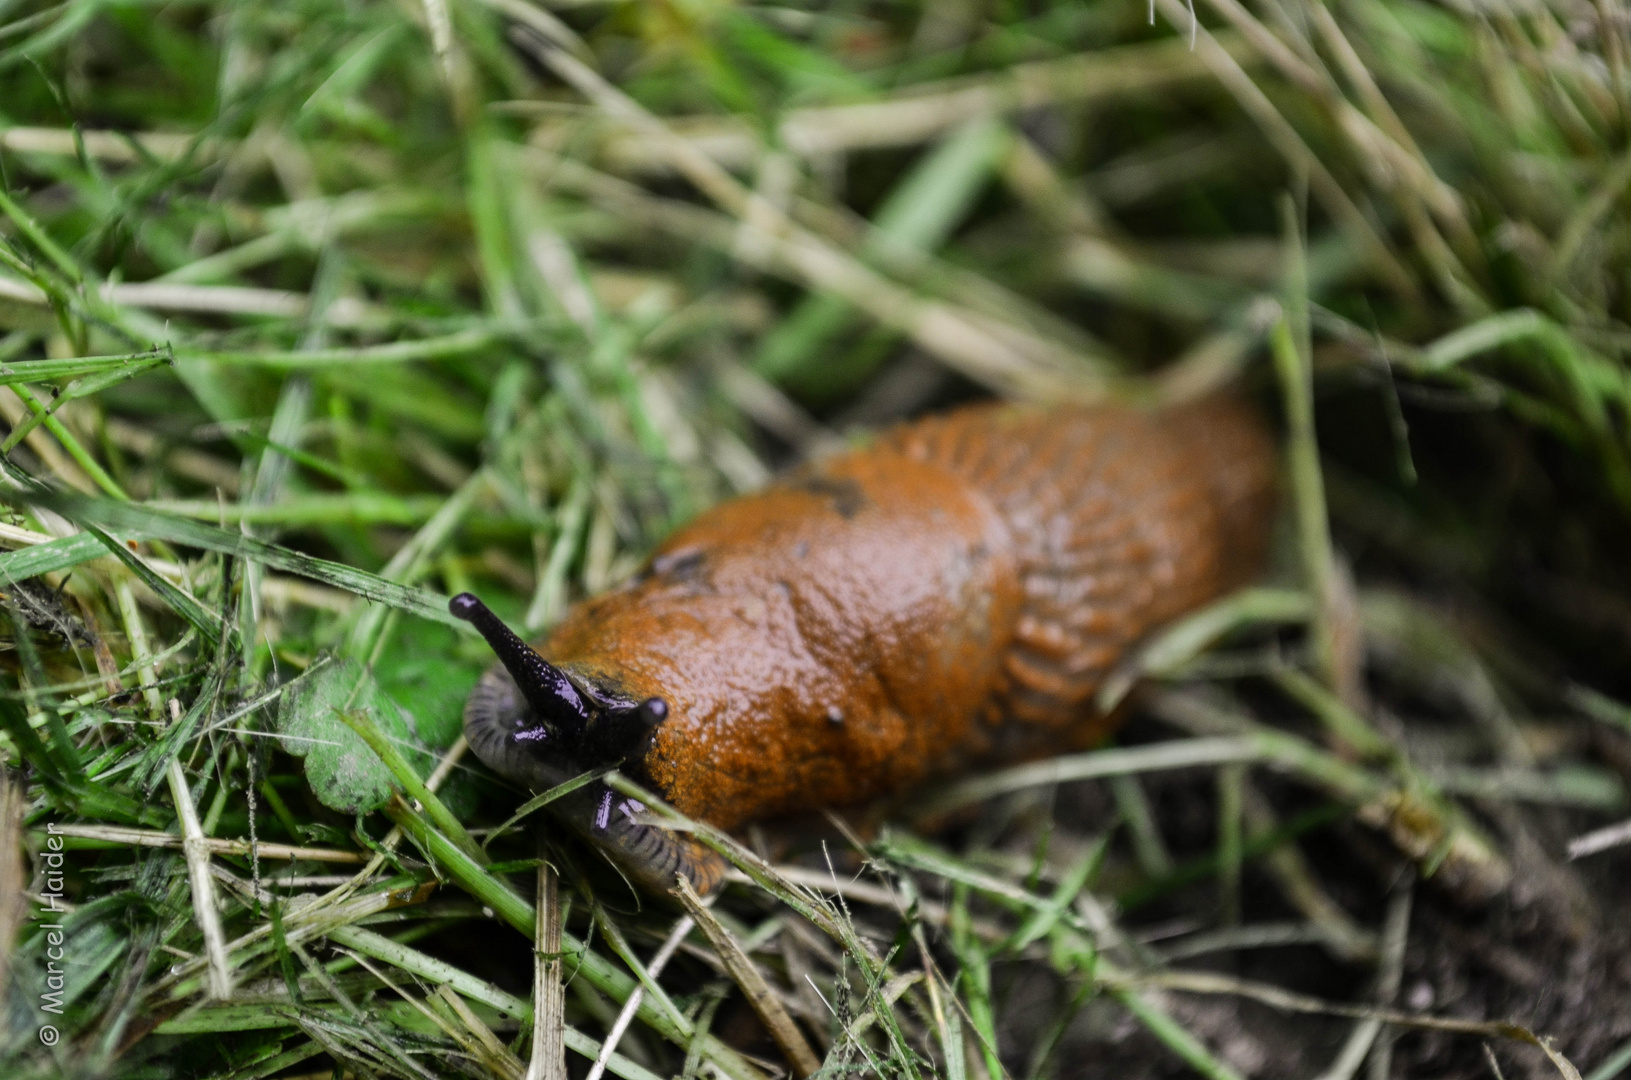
1,1,1630,1079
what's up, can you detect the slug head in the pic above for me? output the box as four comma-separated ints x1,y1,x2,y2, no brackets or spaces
452,593,727,897
450,593,668,783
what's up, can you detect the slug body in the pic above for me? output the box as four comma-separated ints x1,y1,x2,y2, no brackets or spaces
458,396,1276,895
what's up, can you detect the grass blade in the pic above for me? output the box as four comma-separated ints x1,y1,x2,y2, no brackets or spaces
28,493,468,629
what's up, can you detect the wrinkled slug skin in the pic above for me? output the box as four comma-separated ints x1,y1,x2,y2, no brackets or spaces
530,395,1277,832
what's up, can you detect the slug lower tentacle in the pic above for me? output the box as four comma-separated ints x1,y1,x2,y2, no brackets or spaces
461,394,1276,896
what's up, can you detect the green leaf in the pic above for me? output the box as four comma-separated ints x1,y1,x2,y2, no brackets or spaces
333,687,482,860
277,657,427,814
375,620,483,749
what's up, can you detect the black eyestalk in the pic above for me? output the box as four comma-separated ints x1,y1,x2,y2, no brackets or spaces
584,696,668,763
449,593,589,734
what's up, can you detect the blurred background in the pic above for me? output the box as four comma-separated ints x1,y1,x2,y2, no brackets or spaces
0,0,1630,1078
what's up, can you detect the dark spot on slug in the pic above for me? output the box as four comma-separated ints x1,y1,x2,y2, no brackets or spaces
795,476,868,519
650,547,708,582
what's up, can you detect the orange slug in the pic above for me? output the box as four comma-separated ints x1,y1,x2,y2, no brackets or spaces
454,394,1277,895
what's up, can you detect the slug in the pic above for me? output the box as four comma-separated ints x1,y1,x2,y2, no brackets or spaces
454,395,1276,895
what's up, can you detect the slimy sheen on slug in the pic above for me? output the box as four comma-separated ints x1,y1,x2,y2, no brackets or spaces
456,394,1277,895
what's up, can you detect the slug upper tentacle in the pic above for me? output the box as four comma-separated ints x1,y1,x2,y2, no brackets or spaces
460,395,1276,896
453,593,669,767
